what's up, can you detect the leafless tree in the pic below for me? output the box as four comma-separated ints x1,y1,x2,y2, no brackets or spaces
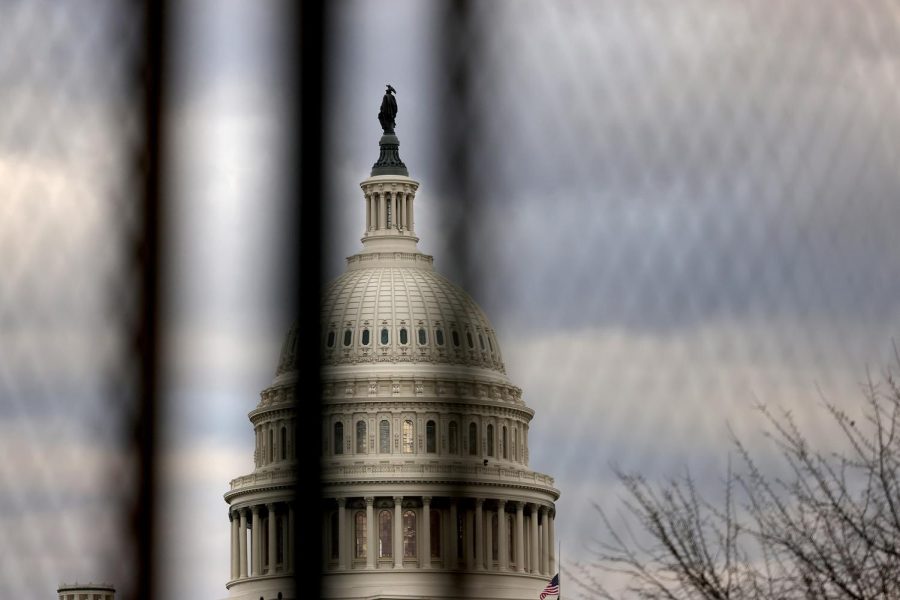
568,358,900,600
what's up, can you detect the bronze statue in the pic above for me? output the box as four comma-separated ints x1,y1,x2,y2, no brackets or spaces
378,84,398,134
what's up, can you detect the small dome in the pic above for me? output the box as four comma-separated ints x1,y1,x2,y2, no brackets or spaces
275,257,505,376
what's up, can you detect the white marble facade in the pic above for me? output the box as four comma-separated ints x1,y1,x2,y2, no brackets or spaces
224,129,559,600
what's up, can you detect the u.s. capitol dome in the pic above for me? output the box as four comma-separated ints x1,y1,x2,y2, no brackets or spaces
225,88,559,600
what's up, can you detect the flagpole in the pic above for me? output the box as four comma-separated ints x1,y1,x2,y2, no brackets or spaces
558,540,562,599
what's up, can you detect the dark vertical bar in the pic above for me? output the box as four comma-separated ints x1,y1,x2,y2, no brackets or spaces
134,0,166,598
436,1,477,596
437,0,478,293
296,0,325,597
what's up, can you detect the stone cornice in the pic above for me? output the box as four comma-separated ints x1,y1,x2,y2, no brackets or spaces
322,479,559,502
322,376,526,408
321,463,557,493
248,404,294,423
322,399,534,421
227,467,296,492
224,481,295,504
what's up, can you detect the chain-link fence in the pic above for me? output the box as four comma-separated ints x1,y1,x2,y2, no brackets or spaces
0,1,160,598
3,1,900,598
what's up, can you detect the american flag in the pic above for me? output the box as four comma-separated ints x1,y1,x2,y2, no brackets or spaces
539,573,560,599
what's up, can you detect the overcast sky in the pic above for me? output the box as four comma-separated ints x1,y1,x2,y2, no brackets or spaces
2,1,900,599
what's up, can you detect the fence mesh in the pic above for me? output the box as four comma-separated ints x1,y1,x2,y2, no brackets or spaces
3,1,900,598
0,1,150,598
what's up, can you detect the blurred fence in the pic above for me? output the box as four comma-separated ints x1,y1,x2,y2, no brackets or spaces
3,1,900,599
0,1,163,598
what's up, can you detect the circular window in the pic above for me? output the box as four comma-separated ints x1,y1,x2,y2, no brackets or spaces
435,329,445,346
326,331,335,348
343,330,352,347
381,328,389,345
418,328,427,345
361,329,370,346
399,328,408,345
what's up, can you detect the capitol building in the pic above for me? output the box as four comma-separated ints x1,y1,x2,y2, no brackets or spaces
223,88,560,600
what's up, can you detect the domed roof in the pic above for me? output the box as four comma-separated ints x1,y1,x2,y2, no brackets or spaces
275,254,505,376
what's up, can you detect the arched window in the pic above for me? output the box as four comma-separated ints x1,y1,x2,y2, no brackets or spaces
356,420,367,454
479,333,486,350
386,194,392,226
326,331,335,348
435,329,445,346
334,422,344,455
378,510,393,558
468,423,478,456
487,424,495,457
426,420,436,453
507,514,515,567
330,512,339,560
355,511,367,558
430,509,441,558
380,327,389,345
466,331,474,348
268,429,274,462
343,329,352,347
487,335,494,352
402,420,414,454
502,426,508,459
452,330,460,347
280,426,287,460
379,419,390,453
448,421,459,454
491,513,498,561
403,510,417,558
418,328,427,345
361,328,370,346
399,327,408,345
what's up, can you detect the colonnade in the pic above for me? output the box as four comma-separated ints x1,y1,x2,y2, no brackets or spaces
229,501,295,582
365,190,414,232
327,495,555,575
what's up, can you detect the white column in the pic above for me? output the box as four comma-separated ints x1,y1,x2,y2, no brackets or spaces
422,497,431,569
267,504,277,574
282,509,289,572
251,505,261,576
364,193,370,231
230,512,239,580
549,509,556,574
337,498,348,569
515,502,525,572
288,503,294,573
407,193,414,232
530,505,539,574
400,193,407,229
498,500,508,571
449,499,459,569
541,506,550,574
365,497,376,569
239,509,248,578
465,509,475,570
393,496,403,568
392,194,398,228
475,498,484,570
484,508,493,571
